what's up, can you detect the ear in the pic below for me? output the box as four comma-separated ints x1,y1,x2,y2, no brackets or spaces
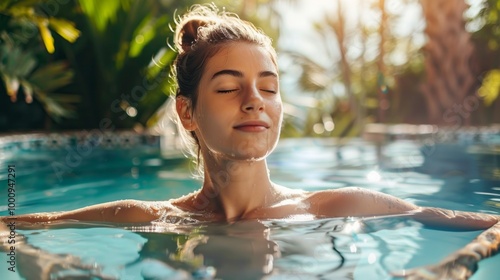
176,96,197,131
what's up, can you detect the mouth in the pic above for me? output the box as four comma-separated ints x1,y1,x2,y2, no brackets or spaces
233,121,270,132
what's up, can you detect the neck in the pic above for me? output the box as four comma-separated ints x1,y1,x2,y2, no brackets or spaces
196,153,278,221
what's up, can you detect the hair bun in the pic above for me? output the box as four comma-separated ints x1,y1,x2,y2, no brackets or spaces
176,17,209,53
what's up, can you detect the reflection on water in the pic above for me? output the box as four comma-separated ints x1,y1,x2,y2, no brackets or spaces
13,214,482,280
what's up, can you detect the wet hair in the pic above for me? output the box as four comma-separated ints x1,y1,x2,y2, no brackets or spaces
171,4,278,176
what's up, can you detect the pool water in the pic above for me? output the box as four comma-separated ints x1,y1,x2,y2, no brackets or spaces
1,137,499,279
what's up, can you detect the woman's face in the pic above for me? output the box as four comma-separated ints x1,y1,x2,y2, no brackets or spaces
192,42,282,161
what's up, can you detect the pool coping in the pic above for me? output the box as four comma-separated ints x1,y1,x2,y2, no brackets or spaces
0,130,172,152
1,123,499,154
363,123,500,143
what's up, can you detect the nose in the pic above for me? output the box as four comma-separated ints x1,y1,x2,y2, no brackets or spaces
241,86,264,112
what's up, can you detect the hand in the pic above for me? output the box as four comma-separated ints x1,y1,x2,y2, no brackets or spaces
16,245,115,280
392,253,479,280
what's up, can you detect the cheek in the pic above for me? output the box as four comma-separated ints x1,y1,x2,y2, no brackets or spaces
195,101,226,136
271,100,283,140
271,99,283,121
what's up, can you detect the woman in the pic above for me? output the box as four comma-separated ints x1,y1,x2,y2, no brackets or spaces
2,4,500,279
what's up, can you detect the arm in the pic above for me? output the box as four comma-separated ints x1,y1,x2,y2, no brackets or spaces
4,199,164,224
394,221,500,279
1,199,161,253
311,187,498,230
412,207,498,230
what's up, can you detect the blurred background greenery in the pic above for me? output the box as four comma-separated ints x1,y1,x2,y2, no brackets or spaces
0,0,499,137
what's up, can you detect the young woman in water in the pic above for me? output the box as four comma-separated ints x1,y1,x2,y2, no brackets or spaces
2,4,500,279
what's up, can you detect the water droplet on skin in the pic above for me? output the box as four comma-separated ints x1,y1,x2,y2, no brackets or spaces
114,207,121,215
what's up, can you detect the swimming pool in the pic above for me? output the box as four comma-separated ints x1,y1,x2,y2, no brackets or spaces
1,132,499,279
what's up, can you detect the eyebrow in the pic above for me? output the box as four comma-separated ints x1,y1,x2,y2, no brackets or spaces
211,69,278,80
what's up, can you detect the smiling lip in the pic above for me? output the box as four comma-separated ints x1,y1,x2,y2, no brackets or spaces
233,121,270,132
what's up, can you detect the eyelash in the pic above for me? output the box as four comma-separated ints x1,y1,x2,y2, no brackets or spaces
261,89,277,94
217,89,238,94
217,89,277,94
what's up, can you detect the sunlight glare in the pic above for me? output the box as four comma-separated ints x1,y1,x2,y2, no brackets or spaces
343,220,361,234
366,170,382,182
368,253,377,264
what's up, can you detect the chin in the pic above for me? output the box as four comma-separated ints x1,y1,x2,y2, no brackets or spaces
231,151,270,162
233,138,277,157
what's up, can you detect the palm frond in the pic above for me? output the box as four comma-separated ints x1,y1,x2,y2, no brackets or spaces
0,44,37,77
36,91,78,120
29,62,73,92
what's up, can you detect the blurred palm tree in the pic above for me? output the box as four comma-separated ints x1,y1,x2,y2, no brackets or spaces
278,0,500,132
280,0,384,138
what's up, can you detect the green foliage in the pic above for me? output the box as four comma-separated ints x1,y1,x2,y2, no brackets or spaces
478,69,500,106
0,0,81,122
469,0,500,123
60,0,179,129
3,0,500,131
0,0,200,130
0,0,80,53
472,0,500,50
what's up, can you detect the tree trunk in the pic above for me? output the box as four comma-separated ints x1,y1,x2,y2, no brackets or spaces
420,0,475,125
327,1,358,123
377,0,388,123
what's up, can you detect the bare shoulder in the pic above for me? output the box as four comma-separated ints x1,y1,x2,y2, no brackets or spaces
306,186,379,202
306,187,418,218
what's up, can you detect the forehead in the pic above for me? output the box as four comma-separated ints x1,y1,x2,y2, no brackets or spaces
204,42,278,76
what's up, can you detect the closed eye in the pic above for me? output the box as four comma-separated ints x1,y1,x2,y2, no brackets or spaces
217,89,238,94
261,89,277,94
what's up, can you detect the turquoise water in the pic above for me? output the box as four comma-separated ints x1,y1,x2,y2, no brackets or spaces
1,137,499,279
